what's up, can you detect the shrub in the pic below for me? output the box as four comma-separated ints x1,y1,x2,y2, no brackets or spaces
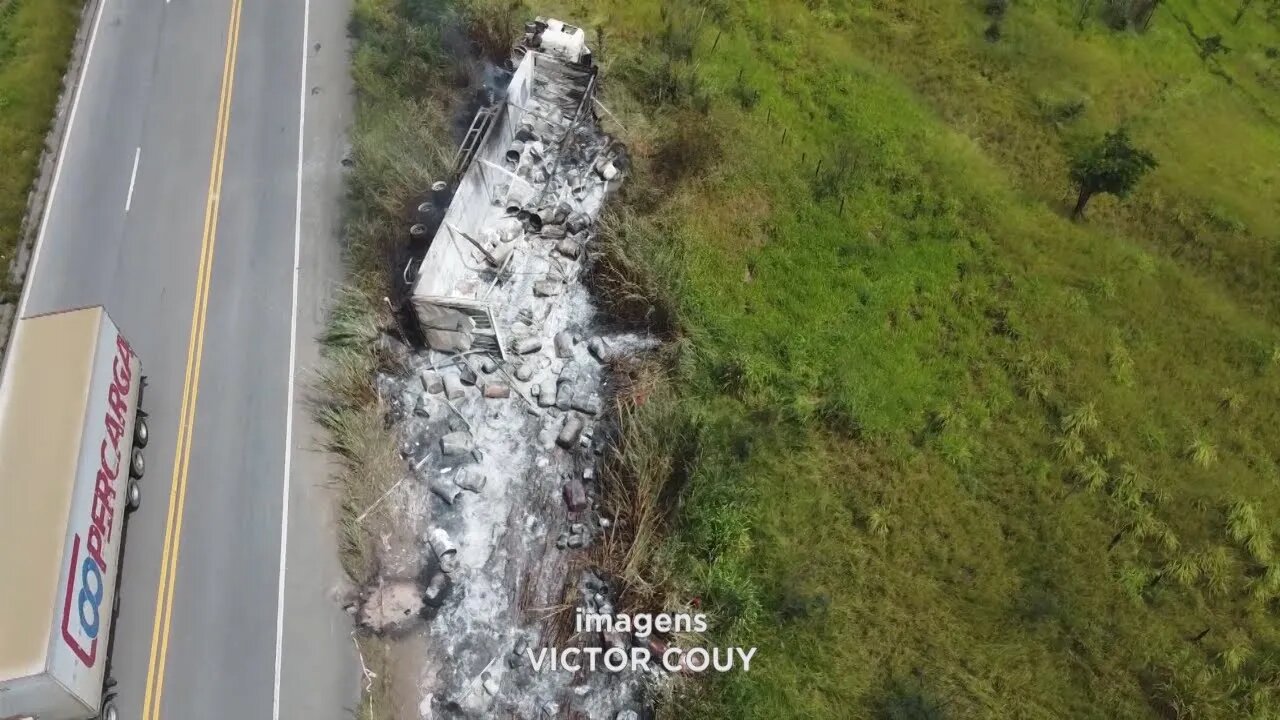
1186,437,1219,468
1068,128,1157,219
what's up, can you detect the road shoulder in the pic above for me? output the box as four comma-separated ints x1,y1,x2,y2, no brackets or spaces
279,0,361,714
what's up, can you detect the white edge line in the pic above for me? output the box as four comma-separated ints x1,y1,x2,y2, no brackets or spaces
17,0,112,317
273,0,309,715
125,146,141,213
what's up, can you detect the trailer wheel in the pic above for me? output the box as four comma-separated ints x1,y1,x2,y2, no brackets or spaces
134,416,149,448
130,448,145,479
101,700,119,720
127,481,141,511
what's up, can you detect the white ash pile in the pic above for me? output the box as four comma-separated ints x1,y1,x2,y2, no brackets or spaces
350,17,661,719
353,570,452,637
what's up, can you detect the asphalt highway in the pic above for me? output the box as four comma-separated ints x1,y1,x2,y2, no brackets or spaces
18,0,358,716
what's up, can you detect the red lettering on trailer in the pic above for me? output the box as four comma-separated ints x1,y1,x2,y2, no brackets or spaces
104,411,124,450
59,333,135,668
106,384,127,425
115,336,133,383
92,467,116,537
99,437,120,479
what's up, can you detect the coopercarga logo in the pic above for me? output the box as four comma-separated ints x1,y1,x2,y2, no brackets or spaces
60,334,134,667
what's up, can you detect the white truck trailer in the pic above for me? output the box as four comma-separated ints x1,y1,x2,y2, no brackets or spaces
0,307,148,720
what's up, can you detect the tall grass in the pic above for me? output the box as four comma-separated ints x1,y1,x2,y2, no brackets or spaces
529,0,1280,717
592,358,691,600
0,0,82,298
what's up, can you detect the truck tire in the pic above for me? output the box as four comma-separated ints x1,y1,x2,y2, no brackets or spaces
130,448,145,479
134,416,149,448
100,701,119,720
127,481,141,511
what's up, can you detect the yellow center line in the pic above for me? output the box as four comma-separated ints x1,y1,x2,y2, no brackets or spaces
141,0,242,716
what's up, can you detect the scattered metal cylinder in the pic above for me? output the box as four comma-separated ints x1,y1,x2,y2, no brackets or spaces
429,476,463,505
558,364,579,385
555,382,573,411
555,237,581,259
428,528,459,573
454,469,487,493
557,415,584,449
537,383,556,407
505,141,526,164
512,337,543,355
458,363,478,386
554,331,574,358
421,571,452,607
440,430,473,456
420,370,443,394
442,373,465,400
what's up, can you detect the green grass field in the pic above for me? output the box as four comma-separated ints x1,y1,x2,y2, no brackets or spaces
516,0,1280,716
0,0,83,298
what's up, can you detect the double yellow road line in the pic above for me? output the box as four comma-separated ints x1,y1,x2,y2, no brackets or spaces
140,0,243,716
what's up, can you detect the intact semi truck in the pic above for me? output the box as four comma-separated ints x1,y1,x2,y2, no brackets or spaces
0,307,148,720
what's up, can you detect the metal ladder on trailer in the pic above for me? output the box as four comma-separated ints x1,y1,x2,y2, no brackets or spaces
451,106,496,180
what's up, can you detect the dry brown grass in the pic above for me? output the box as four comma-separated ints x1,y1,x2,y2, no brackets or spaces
317,398,403,583
592,358,688,614
461,0,522,63
589,209,684,334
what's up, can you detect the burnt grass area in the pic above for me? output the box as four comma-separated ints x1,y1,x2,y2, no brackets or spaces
324,2,679,718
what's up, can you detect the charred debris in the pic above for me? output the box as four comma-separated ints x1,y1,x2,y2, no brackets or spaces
344,18,663,719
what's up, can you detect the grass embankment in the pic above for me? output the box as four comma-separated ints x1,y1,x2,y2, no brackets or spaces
319,0,451,586
523,0,1280,717
0,0,83,298
319,0,518,717
323,0,523,586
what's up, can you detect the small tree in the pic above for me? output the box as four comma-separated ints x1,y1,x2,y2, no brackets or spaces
1199,34,1230,60
1068,128,1157,219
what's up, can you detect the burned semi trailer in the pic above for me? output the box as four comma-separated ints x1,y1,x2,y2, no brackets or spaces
407,18,626,355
